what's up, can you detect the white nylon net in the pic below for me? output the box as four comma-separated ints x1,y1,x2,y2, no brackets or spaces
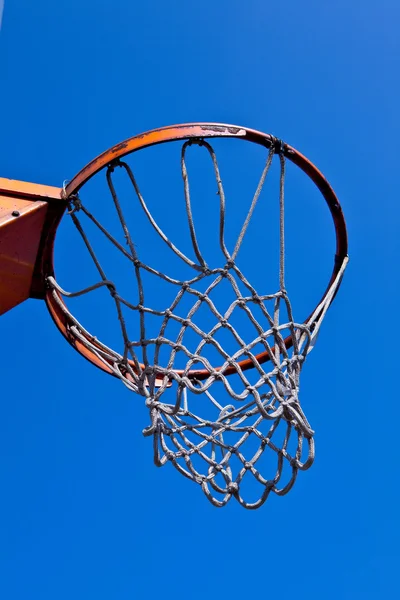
48,138,347,508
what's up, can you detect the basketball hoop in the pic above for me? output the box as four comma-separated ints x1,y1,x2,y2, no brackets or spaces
0,123,348,508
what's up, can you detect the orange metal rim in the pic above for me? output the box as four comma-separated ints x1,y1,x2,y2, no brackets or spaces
45,123,348,381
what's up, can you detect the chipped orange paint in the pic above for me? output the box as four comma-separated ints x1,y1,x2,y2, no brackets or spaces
0,178,63,202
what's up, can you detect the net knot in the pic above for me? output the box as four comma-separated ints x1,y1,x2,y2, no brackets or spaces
145,398,158,409
107,159,123,174
211,464,223,473
227,482,239,495
104,282,117,297
188,138,204,147
67,194,82,215
272,136,285,155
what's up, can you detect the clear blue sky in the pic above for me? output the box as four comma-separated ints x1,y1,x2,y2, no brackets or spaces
0,1,398,598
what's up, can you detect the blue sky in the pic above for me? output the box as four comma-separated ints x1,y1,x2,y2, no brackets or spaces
0,1,398,598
